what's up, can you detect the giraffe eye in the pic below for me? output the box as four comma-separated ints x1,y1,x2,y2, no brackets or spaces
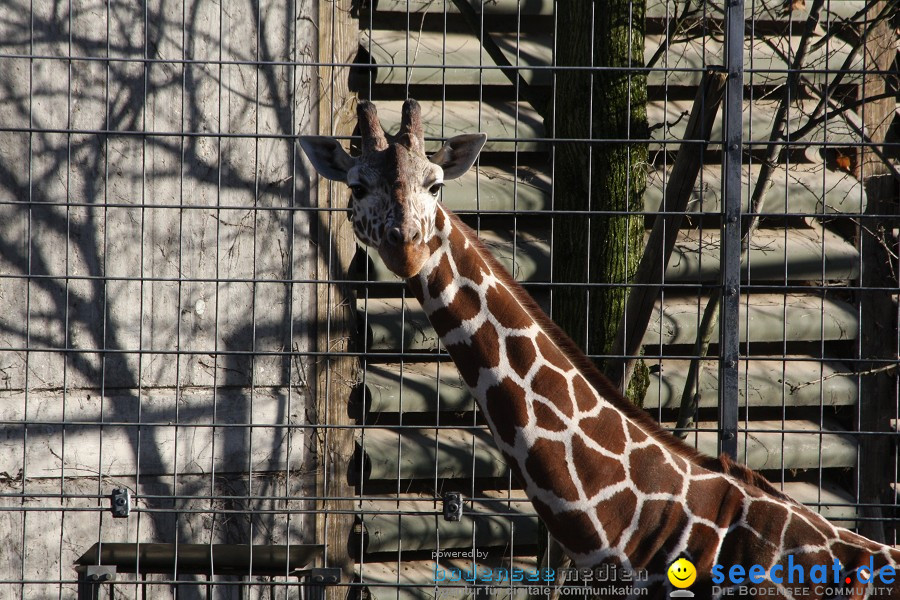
429,183,444,197
349,185,366,199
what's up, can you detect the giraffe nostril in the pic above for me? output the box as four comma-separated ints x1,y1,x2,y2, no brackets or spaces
386,227,404,246
409,229,421,243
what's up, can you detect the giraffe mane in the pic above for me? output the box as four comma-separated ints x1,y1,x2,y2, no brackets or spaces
446,210,793,504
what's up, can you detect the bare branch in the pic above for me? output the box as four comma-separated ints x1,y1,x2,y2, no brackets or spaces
785,362,900,393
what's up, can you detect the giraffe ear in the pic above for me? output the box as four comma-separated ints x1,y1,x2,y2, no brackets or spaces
430,133,487,180
298,136,355,182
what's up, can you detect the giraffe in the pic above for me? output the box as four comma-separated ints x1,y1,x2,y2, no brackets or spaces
300,99,900,599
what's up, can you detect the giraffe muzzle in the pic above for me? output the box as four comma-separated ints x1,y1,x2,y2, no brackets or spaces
378,234,431,279
385,226,422,246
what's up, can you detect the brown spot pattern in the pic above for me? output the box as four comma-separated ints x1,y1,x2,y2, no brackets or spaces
454,249,485,286
536,331,570,370
427,253,452,299
486,284,532,330
594,488,638,547
572,434,626,497
443,321,500,386
572,375,598,412
579,407,626,455
407,276,425,303
435,207,445,230
688,522,722,559
685,476,736,523
447,215,468,249
629,444,682,495
484,377,529,446
627,421,648,443
533,401,567,433
505,334,536,379
783,513,829,548
470,321,501,369
429,307,463,338
526,438,580,502
447,285,481,322
624,499,688,569
532,497,603,556
742,498,790,543
446,340,480,388
531,366,572,417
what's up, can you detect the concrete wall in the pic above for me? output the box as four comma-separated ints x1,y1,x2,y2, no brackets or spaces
0,0,321,597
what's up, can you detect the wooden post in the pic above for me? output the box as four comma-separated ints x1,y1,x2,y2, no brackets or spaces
857,0,897,544
314,0,359,594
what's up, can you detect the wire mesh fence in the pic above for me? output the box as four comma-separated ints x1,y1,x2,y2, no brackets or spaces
0,0,898,598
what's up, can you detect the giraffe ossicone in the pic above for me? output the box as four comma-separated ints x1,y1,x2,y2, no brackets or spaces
300,99,900,599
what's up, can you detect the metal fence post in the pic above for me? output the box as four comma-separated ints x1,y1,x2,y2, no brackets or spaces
719,0,745,460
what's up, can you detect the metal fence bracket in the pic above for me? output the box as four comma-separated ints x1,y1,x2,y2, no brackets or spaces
442,492,463,522
76,565,116,600
298,567,342,600
109,488,131,518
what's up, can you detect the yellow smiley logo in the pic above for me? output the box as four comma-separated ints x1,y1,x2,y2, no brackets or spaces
667,558,697,588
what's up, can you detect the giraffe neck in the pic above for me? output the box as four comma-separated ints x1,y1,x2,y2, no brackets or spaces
407,204,703,568
406,204,900,596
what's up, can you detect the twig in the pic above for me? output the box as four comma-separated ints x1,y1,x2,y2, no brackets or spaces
674,287,721,436
784,362,900,393
406,10,429,89
645,1,705,70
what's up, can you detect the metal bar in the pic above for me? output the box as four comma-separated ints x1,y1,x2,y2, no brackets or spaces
719,0,745,460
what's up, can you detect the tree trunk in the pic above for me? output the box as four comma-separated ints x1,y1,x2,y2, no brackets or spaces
551,0,648,401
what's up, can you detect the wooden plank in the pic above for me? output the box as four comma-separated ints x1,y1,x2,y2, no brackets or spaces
361,30,860,87
644,293,859,346
643,358,858,410
782,481,861,529
647,34,862,87
360,293,858,351
356,428,506,481
373,100,545,152
360,30,552,87
664,227,859,282
646,162,867,215
428,160,865,215
683,420,858,471
366,100,858,157
315,0,359,587
361,363,476,413
361,358,858,414
648,98,859,146
354,418,855,483
358,496,537,554
357,227,859,285
441,163,550,212
367,98,856,155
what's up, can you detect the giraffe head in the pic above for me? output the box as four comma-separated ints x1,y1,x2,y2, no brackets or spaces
300,99,486,278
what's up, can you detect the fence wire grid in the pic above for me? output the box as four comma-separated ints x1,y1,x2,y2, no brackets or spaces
0,0,898,598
